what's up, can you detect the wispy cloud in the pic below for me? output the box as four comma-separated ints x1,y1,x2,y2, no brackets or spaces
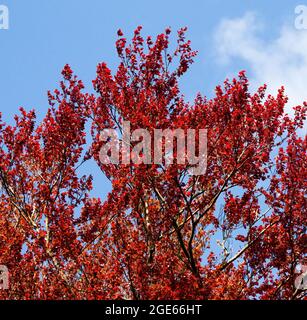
214,12,307,116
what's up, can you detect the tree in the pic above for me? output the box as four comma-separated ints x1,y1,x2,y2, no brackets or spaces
0,27,306,300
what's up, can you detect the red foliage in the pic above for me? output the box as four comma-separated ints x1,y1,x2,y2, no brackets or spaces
0,27,306,300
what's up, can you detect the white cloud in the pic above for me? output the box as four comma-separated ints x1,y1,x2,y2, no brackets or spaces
214,12,307,116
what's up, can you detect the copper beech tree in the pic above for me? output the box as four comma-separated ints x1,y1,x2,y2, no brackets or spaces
0,27,306,300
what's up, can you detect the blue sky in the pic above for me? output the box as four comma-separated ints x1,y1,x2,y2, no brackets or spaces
0,0,306,197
